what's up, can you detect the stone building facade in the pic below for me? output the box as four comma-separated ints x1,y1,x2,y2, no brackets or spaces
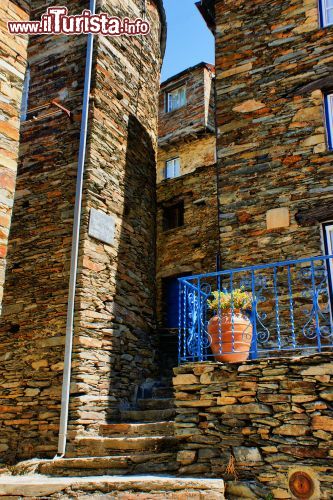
0,0,166,462
157,63,218,360
0,1,29,312
200,0,333,269
172,0,333,497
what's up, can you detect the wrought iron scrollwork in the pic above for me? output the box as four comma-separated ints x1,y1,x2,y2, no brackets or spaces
179,255,333,364
299,263,333,340
241,274,270,345
185,285,212,360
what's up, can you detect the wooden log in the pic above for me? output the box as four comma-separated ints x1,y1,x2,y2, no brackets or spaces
295,202,333,226
292,75,333,96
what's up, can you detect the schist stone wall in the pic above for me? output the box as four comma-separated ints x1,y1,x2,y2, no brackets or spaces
0,0,165,462
0,1,29,312
69,0,164,444
174,353,333,499
157,63,217,333
215,0,333,268
157,135,215,183
157,163,218,328
159,63,215,147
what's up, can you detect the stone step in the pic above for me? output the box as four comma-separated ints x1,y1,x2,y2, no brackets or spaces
0,475,225,498
72,435,180,457
36,453,178,477
136,398,174,411
152,387,174,399
137,380,173,400
120,407,176,422
100,421,174,437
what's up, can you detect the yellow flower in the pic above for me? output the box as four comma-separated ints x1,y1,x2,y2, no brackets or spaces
207,287,252,312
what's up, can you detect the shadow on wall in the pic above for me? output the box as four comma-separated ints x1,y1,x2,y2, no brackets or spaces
107,114,158,416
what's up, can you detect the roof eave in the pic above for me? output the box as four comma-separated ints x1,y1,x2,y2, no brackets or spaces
161,61,215,88
195,0,215,33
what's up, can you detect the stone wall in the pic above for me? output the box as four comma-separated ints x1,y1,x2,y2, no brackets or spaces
0,1,29,311
215,0,333,268
157,163,219,329
157,135,215,183
157,61,217,337
0,0,89,463
69,0,164,443
174,353,333,499
159,63,215,146
0,0,164,462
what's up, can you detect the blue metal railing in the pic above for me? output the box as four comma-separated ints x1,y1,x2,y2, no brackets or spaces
178,255,333,364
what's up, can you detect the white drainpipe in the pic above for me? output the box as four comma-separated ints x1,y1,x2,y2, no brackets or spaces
57,0,96,457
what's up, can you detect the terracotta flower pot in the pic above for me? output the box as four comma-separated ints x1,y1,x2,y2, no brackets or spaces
208,309,253,363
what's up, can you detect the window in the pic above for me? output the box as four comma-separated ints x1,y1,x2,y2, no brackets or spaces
163,201,184,231
166,86,186,112
324,94,333,150
323,222,333,255
165,158,181,179
319,0,333,27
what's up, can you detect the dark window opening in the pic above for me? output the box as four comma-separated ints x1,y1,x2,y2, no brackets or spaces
9,324,20,334
163,201,184,231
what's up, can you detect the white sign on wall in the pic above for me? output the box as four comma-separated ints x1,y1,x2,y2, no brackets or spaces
88,208,115,245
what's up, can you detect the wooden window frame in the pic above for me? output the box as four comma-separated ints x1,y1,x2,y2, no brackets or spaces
165,157,181,179
319,0,333,27
163,201,185,231
165,86,187,113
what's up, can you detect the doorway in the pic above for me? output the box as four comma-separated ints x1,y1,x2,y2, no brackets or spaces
159,273,191,375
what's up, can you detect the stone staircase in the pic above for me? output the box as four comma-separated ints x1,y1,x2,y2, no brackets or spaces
3,378,225,498
36,381,180,478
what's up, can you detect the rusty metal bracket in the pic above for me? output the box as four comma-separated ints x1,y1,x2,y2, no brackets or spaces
23,100,71,123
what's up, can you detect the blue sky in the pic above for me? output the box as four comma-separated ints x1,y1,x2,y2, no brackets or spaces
161,0,214,82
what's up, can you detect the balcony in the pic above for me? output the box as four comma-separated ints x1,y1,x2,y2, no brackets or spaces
178,255,333,364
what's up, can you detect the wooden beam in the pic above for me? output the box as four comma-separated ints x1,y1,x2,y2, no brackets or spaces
295,201,333,226
293,75,333,96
